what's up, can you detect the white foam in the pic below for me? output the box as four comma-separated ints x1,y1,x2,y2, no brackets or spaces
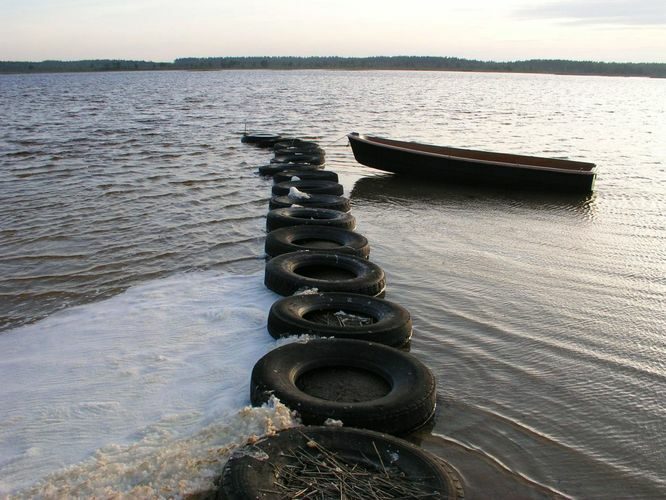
0,271,295,496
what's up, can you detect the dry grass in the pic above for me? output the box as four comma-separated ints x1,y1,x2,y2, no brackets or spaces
260,432,440,499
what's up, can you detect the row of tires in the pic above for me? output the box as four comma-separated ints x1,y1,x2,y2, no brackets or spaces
220,133,462,499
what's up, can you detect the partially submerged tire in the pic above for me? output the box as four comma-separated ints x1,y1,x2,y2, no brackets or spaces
271,152,325,165
269,194,351,212
272,180,344,197
257,163,324,176
264,251,385,296
265,226,370,259
250,339,436,434
220,426,462,499
266,207,356,232
273,169,339,184
274,146,325,159
268,292,412,347
241,133,282,147
273,138,322,152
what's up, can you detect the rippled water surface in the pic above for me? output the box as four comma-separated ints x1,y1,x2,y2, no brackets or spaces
1,70,665,497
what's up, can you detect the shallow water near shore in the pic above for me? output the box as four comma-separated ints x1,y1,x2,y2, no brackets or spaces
1,69,665,497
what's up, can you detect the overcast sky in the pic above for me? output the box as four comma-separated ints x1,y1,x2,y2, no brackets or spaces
1,0,664,62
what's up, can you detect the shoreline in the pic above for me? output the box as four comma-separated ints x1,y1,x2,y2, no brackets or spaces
1,66,663,79
2,55,664,78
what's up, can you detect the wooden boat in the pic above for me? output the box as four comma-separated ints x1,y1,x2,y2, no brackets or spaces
347,133,597,192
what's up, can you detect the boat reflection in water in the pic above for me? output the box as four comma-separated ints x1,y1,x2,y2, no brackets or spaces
350,173,596,219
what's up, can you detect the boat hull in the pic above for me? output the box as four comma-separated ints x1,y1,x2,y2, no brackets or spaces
347,133,596,193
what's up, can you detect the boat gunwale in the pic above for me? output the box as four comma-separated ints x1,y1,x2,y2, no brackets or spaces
348,133,597,176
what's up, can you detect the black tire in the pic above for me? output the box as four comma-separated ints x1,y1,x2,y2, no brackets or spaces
264,251,385,296
265,226,370,259
273,138,322,152
241,133,282,147
266,207,356,232
272,180,344,196
257,163,324,176
220,426,462,500
273,169,339,184
271,152,325,165
269,194,351,212
268,292,411,347
250,339,436,435
274,146,325,158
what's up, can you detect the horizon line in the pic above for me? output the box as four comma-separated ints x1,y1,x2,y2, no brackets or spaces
2,55,666,66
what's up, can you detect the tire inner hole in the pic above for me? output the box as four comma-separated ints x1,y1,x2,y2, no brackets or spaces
296,366,391,402
303,308,376,327
294,214,334,220
295,264,357,281
292,238,344,249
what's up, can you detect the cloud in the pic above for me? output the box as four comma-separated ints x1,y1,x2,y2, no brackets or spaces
516,0,666,26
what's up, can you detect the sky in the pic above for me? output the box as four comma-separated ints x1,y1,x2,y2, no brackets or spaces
1,0,665,63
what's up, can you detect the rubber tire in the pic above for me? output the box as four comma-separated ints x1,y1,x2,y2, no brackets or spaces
258,163,324,176
266,207,356,232
241,133,282,147
265,226,370,259
273,138,322,152
269,194,351,212
273,169,339,184
271,152,325,165
220,426,462,500
272,180,344,196
250,339,436,435
264,251,385,296
274,146,325,158
268,292,411,347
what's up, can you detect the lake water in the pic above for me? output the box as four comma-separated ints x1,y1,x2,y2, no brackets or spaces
0,69,664,498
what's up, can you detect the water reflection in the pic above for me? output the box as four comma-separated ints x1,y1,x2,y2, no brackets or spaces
350,173,596,219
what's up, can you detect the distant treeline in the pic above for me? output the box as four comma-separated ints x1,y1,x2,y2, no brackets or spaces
0,59,171,73
1,56,664,78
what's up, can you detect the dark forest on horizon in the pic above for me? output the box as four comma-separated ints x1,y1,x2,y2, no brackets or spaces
1,56,664,78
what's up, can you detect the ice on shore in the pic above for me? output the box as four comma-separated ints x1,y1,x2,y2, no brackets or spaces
0,271,294,496
288,186,311,200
